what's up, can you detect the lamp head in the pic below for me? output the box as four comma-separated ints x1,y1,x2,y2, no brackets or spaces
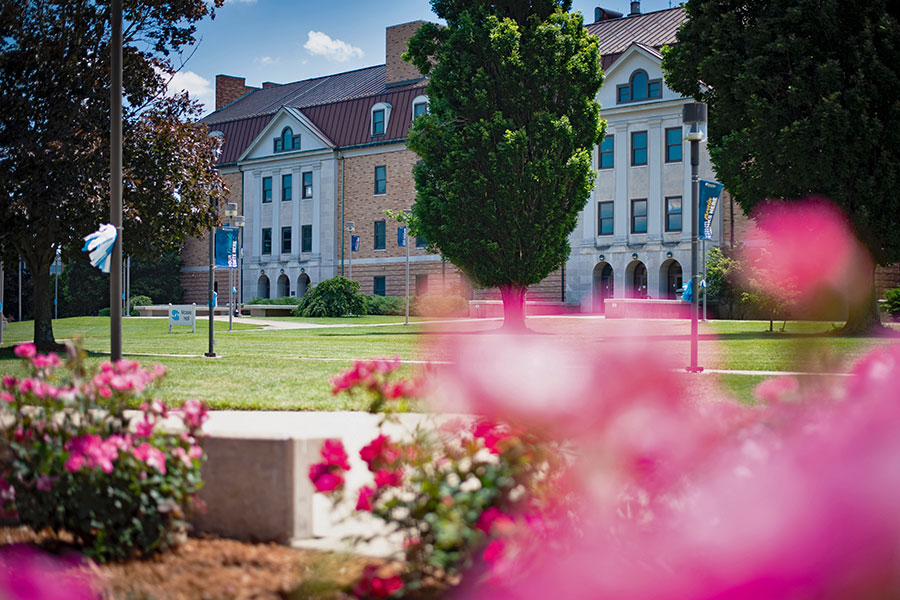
682,102,707,142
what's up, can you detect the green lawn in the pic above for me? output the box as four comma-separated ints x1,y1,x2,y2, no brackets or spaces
1,316,895,410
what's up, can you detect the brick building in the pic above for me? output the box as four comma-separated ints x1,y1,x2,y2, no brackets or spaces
183,6,744,310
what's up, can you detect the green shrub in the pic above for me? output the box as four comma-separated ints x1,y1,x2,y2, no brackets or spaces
246,296,302,306
129,295,153,317
1,343,208,562
885,287,900,319
366,295,405,316
295,277,368,317
412,294,469,317
97,307,110,317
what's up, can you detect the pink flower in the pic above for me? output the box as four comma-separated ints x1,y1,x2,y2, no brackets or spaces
359,434,402,471
152,364,167,378
181,399,208,430
35,475,52,492
754,376,800,403
482,539,506,565
173,447,192,468
356,486,375,511
188,445,203,460
65,434,119,474
476,507,516,535
352,565,404,599
2,376,17,389
374,468,402,489
131,443,166,474
134,418,154,437
14,343,36,359
320,439,350,470
309,463,344,493
0,392,13,403
64,454,85,473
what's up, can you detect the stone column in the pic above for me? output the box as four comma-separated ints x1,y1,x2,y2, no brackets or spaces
293,167,302,261
312,165,322,255
613,124,628,245
648,118,663,242
251,171,261,258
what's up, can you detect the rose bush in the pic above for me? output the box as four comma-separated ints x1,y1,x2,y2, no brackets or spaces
310,357,572,598
0,343,208,562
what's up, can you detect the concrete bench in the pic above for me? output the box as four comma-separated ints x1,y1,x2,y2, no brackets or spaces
468,299,580,318
604,298,691,319
243,304,298,317
135,304,230,317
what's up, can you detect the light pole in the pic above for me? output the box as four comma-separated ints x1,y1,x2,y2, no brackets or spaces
684,102,707,373
402,210,411,326
0,261,4,344
228,209,244,332
110,0,123,361
345,222,355,280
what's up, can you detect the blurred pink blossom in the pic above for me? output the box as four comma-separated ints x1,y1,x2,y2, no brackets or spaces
131,443,167,474
0,546,98,600
13,344,36,359
753,376,800,403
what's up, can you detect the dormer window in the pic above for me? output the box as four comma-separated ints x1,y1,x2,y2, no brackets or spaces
274,127,300,152
412,95,429,120
617,69,662,104
370,102,392,137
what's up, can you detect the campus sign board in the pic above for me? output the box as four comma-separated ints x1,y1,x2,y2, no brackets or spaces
168,304,197,333
215,227,239,269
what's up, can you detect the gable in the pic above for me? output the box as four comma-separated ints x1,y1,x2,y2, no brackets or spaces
598,45,682,110
240,107,333,162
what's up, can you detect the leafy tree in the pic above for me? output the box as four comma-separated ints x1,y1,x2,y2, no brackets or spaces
663,0,900,334
295,277,368,318
704,246,743,319
0,0,227,349
405,0,604,330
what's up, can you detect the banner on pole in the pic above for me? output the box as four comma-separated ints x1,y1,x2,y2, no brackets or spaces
397,226,406,247
215,227,239,268
351,235,360,252
699,180,723,241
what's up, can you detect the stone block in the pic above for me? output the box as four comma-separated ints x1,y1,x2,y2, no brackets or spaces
192,436,326,544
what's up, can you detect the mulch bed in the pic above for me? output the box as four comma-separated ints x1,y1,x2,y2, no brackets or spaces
0,526,378,599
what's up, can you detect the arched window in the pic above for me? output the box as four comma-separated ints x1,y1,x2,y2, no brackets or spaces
617,69,663,104
592,262,614,313
274,127,300,152
411,95,429,121
371,102,392,136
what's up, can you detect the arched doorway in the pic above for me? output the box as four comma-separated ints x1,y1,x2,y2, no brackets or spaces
257,274,270,299
297,273,311,298
592,262,613,313
660,260,683,299
629,261,647,298
277,274,290,298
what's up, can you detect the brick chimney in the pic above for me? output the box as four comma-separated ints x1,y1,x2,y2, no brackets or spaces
215,75,257,111
385,21,427,86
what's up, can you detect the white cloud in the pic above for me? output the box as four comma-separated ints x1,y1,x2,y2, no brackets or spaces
255,56,279,65
167,70,213,102
303,31,364,62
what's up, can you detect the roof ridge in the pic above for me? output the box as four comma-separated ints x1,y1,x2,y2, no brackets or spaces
590,5,684,24
261,63,385,89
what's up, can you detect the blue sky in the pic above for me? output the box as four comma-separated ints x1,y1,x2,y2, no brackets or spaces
170,0,681,115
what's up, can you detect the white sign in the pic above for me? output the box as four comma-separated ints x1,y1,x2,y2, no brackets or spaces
168,304,197,333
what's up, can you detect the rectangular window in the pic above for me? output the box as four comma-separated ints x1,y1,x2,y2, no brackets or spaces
631,199,648,234
301,224,312,253
274,139,283,153
262,228,272,255
281,226,292,254
374,220,386,250
416,236,427,249
648,80,661,99
415,274,428,296
282,174,292,201
262,177,272,203
665,127,683,163
302,171,313,198
414,102,428,119
617,85,630,104
374,165,386,195
372,109,385,135
598,201,614,236
666,196,683,232
291,134,301,150
631,131,648,166
599,135,614,169
373,276,386,297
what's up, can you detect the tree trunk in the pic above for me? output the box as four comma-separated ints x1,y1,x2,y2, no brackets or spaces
24,250,60,352
499,284,527,332
839,266,885,336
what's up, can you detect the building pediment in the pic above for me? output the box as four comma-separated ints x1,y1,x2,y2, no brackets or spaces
239,106,335,162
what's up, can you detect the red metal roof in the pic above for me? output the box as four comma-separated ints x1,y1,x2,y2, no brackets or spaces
205,114,273,165
587,7,685,57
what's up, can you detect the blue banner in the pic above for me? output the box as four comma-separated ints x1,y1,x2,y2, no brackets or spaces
351,235,360,252
397,226,406,247
215,227,239,268
699,180,723,241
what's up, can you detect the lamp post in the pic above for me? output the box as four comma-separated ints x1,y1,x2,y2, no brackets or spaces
345,222,355,280
205,137,225,358
109,0,123,361
229,211,244,332
683,102,707,373
401,210,411,326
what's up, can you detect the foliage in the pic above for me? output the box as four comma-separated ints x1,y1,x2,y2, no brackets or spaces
405,0,604,329
662,0,900,332
295,277,368,318
365,295,405,316
129,295,153,312
246,296,303,306
412,294,470,318
0,342,208,562
0,0,227,348
312,359,571,597
705,246,743,319
884,287,900,320
97,308,111,317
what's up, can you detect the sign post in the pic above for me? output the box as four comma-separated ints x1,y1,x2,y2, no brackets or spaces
398,225,409,325
168,303,197,334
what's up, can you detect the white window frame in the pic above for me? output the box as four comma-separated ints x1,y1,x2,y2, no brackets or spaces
371,102,392,136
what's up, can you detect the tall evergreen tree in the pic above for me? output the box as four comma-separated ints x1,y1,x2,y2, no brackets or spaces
664,0,900,334
0,0,228,349
405,0,604,330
